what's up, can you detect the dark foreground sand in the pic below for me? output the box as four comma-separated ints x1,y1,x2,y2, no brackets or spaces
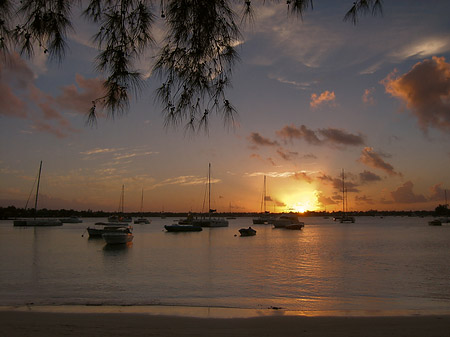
2,311,450,337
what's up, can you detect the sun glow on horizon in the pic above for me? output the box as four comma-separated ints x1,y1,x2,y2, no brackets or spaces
280,188,320,213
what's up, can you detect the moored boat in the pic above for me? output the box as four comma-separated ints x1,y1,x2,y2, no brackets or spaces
273,213,304,228
59,216,83,223
285,223,304,230
164,224,202,232
86,223,130,238
428,219,442,226
134,217,151,224
102,226,133,244
238,227,257,236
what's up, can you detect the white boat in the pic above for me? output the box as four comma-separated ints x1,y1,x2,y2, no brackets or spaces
86,222,129,237
192,163,228,228
273,213,304,228
13,161,62,227
102,226,133,244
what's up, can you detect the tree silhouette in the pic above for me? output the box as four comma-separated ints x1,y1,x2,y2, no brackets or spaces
0,0,382,131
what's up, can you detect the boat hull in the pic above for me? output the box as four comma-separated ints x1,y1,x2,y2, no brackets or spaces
239,228,257,236
14,219,62,226
164,224,202,232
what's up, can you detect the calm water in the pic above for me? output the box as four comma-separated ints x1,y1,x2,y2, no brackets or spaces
1,216,449,314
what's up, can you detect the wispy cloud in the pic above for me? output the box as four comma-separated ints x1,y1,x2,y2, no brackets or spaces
359,147,401,177
248,132,279,147
382,56,450,134
152,175,210,189
362,88,375,105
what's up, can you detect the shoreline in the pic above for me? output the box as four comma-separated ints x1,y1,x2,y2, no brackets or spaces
2,309,450,337
2,304,450,318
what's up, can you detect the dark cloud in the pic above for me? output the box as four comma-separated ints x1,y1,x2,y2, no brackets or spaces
355,195,374,205
276,124,364,147
359,170,382,183
428,183,448,202
276,148,299,161
248,132,279,147
292,171,313,184
382,56,450,133
390,181,427,204
359,147,401,176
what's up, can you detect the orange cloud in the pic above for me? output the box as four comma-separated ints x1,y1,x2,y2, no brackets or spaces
382,56,450,133
310,90,336,108
362,87,375,105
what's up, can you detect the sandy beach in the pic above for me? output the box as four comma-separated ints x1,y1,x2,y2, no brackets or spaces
2,310,450,337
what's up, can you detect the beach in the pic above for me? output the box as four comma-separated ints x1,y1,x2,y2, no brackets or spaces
2,310,450,337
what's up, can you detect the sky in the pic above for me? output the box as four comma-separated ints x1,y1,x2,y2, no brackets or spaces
1,0,450,213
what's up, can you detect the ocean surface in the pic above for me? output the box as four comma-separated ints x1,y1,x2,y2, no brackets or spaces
1,216,449,315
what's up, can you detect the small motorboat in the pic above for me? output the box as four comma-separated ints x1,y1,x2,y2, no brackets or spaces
238,227,257,236
86,222,129,238
428,219,442,226
273,214,304,228
134,217,151,224
285,223,304,230
102,226,133,244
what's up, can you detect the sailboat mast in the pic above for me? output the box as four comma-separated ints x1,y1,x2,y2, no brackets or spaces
342,169,345,215
263,175,266,213
208,163,211,216
121,185,125,213
34,161,43,218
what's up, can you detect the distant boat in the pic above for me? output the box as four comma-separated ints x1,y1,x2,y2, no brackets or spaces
109,185,132,222
191,163,228,228
59,216,83,223
164,224,202,232
253,175,274,224
102,226,133,244
13,161,62,227
273,213,304,228
428,219,442,226
340,169,355,223
134,189,151,224
238,227,256,236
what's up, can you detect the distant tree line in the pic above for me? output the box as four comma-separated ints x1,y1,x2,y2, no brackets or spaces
0,205,445,220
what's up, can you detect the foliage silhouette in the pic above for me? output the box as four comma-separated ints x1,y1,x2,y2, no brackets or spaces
0,0,382,131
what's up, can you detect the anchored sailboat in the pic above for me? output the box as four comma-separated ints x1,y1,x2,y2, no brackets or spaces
340,169,355,223
14,161,62,226
191,163,228,227
134,188,151,224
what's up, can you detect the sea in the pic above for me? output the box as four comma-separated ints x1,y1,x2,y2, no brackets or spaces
1,216,449,316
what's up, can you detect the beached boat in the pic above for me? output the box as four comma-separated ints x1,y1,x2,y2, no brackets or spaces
238,227,257,236
13,161,62,227
164,224,202,232
102,226,134,244
273,213,304,228
191,164,228,228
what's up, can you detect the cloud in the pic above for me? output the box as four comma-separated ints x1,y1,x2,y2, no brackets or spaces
381,56,450,133
248,132,279,147
152,175,210,189
0,53,105,138
310,90,336,108
276,148,298,161
428,183,448,202
276,124,365,147
362,88,375,105
359,147,401,176
359,170,382,184
390,181,427,204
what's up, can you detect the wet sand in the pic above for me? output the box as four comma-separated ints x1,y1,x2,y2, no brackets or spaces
2,310,450,337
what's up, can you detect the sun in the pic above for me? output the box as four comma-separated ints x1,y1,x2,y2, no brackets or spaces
292,204,307,213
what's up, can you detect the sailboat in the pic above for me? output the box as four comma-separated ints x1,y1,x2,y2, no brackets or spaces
14,161,62,226
191,163,229,227
340,169,355,223
253,175,273,224
108,185,132,222
134,188,151,224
